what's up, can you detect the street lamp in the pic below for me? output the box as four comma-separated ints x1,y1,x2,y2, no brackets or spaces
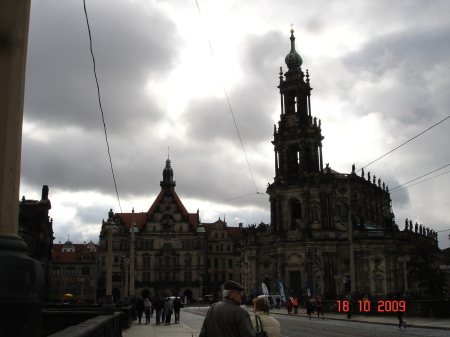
399,254,410,294
103,218,117,314
80,277,85,302
123,256,130,306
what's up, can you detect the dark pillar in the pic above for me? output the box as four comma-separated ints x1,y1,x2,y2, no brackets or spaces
0,1,44,336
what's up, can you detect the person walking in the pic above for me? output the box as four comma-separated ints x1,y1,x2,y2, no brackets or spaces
136,296,145,324
306,296,313,319
345,294,352,319
199,280,255,337
286,297,292,315
395,293,406,329
144,298,152,324
292,296,299,314
173,297,182,323
276,297,281,310
163,297,174,325
250,297,280,337
153,296,164,325
316,295,324,319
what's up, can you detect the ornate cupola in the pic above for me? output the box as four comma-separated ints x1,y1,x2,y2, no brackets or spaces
160,158,176,190
271,29,324,186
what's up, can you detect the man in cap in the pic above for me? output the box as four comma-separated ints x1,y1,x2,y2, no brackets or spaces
199,280,255,337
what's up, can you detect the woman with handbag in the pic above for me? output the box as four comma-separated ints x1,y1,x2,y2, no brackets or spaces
163,297,174,325
250,297,280,337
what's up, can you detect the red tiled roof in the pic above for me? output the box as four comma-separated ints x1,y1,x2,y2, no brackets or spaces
52,243,96,263
101,188,199,234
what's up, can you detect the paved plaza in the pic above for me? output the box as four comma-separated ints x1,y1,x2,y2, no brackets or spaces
123,306,450,337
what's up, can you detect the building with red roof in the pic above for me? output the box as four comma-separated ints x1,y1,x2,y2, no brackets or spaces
97,158,245,301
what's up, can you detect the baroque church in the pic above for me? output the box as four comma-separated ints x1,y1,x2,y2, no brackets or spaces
240,29,438,299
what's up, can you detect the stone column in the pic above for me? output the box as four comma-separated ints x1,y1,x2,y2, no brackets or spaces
0,2,44,336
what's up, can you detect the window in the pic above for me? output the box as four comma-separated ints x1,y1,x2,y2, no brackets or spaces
221,233,224,238
228,259,233,268
207,259,211,268
214,259,218,268
292,200,302,219
143,256,151,267
184,256,192,267
227,245,230,252
159,256,163,266
215,233,218,238
221,272,226,282
143,271,150,282
173,256,178,266
153,226,156,232
218,245,224,251
180,226,183,232
114,256,119,263
198,257,203,266
165,272,170,282
214,273,218,281
208,244,213,251
184,271,192,282
221,258,226,269
206,274,211,282
52,267,60,275
172,273,176,282
165,256,170,267
229,273,233,280
67,267,76,275
82,267,90,275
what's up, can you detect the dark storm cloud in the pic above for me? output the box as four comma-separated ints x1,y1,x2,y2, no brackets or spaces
24,0,179,133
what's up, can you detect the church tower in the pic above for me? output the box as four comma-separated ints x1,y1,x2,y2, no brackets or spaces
274,29,323,185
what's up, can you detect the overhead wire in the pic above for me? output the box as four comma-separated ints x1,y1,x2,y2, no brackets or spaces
390,169,450,194
194,0,260,194
83,0,122,212
390,163,450,191
357,115,450,172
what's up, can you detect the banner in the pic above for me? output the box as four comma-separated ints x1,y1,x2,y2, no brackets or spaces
262,283,269,296
306,282,311,297
276,280,286,304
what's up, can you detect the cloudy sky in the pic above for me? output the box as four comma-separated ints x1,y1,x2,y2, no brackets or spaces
21,0,450,248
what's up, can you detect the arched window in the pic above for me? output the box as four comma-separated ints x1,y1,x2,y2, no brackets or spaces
291,200,302,219
339,202,348,221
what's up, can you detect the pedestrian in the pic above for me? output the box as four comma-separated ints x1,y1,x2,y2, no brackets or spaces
136,296,145,324
153,296,164,325
144,298,151,324
276,297,281,310
174,297,182,323
286,297,292,314
199,280,255,337
306,296,313,319
164,297,174,325
394,293,406,329
316,295,324,319
345,294,352,319
292,296,299,314
250,297,280,337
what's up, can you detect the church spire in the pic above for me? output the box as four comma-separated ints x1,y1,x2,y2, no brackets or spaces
285,29,303,74
160,157,176,190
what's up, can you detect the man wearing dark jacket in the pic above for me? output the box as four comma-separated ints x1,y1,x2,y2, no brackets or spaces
153,297,164,325
199,280,255,337
174,297,182,323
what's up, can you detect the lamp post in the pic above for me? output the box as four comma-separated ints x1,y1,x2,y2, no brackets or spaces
80,277,85,302
123,256,130,306
103,219,116,314
399,254,410,295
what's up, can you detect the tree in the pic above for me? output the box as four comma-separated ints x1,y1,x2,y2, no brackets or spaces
408,240,446,298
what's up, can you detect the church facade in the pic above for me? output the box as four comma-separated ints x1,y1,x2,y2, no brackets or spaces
240,30,438,300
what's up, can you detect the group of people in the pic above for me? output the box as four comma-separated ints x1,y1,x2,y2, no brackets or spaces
135,296,183,325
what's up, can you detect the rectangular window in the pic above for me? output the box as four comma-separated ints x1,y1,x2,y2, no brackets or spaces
214,259,218,268
214,273,218,281
159,256,163,266
198,257,202,266
221,258,226,269
173,256,177,266
172,273,176,282
207,259,211,268
215,233,218,238
206,274,211,282
229,259,233,268
209,244,213,251
165,272,170,282
229,273,233,280
221,273,226,282
221,233,224,238
227,245,231,252
184,256,192,267
184,271,192,282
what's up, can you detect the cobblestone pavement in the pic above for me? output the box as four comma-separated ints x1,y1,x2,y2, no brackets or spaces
180,307,450,337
